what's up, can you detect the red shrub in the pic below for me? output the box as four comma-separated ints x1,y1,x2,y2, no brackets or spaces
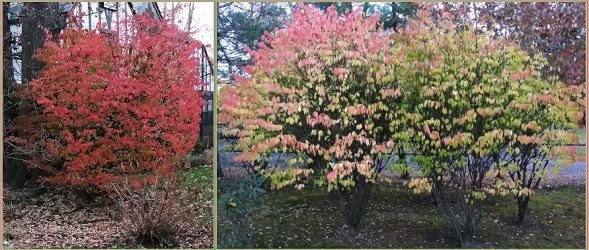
6,14,204,192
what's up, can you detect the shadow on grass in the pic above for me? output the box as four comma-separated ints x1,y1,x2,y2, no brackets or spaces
244,182,585,248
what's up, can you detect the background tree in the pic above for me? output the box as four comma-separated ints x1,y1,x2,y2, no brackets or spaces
309,2,353,14
487,3,585,87
310,2,418,32
423,2,586,87
3,3,15,103
217,2,290,80
363,2,418,32
220,5,410,236
3,2,69,188
21,2,69,83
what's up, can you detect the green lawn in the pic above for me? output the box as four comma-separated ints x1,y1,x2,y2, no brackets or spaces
244,182,585,248
179,165,213,224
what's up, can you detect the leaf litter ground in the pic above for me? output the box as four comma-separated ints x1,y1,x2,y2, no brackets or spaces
3,167,213,249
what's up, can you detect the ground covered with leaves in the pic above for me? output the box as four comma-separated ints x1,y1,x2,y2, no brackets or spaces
3,166,213,249
245,181,585,248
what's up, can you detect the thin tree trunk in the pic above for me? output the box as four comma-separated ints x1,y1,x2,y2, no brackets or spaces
330,180,372,236
185,2,194,32
3,3,14,82
3,2,17,123
21,2,48,84
4,3,28,188
432,183,480,247
216,149,225,179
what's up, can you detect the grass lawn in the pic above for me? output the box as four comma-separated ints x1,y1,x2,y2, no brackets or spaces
180,165,214,224
246,182,585,248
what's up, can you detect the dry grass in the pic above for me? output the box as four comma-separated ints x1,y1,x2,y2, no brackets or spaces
110,175,203,248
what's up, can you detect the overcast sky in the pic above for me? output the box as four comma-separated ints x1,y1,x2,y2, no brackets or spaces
157,2,214,48
76,2,213,48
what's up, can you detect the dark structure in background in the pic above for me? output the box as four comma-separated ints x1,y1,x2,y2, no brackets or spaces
3,2,213,187
199,47,214,148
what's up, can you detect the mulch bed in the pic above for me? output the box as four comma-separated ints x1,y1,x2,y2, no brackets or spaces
3,186,212,248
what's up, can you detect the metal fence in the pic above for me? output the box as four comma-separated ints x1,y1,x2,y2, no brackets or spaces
198,46,214,149
217,137,587,187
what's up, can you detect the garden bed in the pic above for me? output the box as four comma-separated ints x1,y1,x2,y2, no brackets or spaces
3,166,213,249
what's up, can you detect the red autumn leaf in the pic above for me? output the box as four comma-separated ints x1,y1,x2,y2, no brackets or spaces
7,14,205,192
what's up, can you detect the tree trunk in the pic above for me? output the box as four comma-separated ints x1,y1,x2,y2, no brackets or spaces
432,186,479,247
330,180,372,236
2,3,24,188
216,149,225,179
21,2,64,83
185,2,194,32
458,215,476,247
5,2,65,188
217,166,225,179
3,3,14,82
4,151,31,188
430,189,438,206
3,2,18,123
517,195,530,223
21,3,46,84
